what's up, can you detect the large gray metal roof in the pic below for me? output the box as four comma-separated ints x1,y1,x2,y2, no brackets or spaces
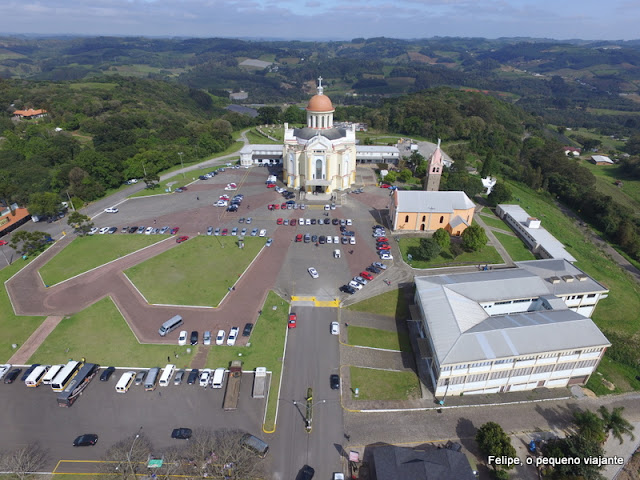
415,262,610,366
293,127,347,141
395,191,474,213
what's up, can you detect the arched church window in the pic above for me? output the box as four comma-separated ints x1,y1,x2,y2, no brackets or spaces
405,215,409,223
316,159,323,181
439,216,444,223
422,215,426,222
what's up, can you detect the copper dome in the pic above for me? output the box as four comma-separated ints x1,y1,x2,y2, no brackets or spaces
306,94,334,112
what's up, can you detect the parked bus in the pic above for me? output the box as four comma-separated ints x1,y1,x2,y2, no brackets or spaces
51,360,82,392
25,365,49,387
116,371,136,393
57,363,99,407
42,364,64,385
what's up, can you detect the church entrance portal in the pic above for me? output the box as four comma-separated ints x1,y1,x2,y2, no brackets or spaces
314,185,324,194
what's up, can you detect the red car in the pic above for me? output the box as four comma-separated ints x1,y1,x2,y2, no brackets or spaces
170,227,180,235
290,219,296,226
288,313,297,328
377,244,391,250
360,271,374,281
380,184,390,188
0,240,8,246
295,234,303,242
176,235,189,243
221,228,228,236
267,183,276,188
376,237,388,243
268,204,274,210
277,218,283,225
280,203,287,210
273,204,280,210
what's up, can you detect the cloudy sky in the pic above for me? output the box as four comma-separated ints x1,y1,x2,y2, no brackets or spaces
0,0,638,41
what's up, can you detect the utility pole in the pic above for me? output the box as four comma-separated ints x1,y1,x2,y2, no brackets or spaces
178,152,184,178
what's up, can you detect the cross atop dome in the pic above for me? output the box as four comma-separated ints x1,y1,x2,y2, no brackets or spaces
317,76,324,96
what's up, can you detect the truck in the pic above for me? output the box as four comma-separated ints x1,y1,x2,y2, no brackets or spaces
222,360,243,411
252,367,267,399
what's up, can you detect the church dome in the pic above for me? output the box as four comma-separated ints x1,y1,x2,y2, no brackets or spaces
307,94,334,112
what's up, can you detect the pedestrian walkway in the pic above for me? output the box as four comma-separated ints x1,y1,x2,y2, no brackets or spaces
8,315,64,364
290,295,340,307
191,345,210,369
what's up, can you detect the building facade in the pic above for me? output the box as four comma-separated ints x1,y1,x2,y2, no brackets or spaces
414,259,610,397
390,190,475,235
282,77,357,194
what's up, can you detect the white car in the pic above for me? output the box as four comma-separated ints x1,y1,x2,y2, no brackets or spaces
308,267,319,279
98,227,110,234
346,219,352,225
0,364,11,380
349,237,356,245
300,204,306,210
324,205,330,211
326,236,333,244
333,236,339,244
259,229,267,237
305,218,311,225
227,327,239,346
104,207,119,214
199,369,212,387
299,218,305,225
331,322,340,335
348,280,363,290
380,252,393,260
216,200,228,207
216,330,226,345
178,330,187,346
88,227,99,235
126,178,138,184
145,226,154,235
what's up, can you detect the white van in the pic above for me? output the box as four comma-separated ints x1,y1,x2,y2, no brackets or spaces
158,315,183,337
334,249,341,258
42,364,64,385
25,365,49,387
116,371,136,393
159,364,175,387
212,368,226,388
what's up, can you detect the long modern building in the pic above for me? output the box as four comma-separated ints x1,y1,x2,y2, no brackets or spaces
414,259,610,397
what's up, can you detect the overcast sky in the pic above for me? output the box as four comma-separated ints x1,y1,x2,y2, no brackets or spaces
0,0,638,41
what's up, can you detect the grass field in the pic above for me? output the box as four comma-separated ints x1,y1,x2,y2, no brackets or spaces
39,235,164,286
506,181,640,392
579,160,640,214
478,212,510,230
349,367,420,401
246,130,280,145
0,259,46,363
125,235,265,307
399,236,503,268
28,297,194,367
203,291,288,431
347,326,411,352
347,287,411,319
493,231,536,261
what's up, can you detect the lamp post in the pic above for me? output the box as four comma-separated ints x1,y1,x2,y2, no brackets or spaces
127,427,143,478
178,152,184,178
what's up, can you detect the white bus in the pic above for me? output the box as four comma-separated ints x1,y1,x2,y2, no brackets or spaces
42,364,64,385
51,361,82,392
25,365,49,387
158,364,175,387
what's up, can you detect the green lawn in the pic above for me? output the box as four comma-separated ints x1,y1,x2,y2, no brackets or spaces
507,181,640,393
247,130,280,145
130,163,235,198
204,291,288,432
347,325,411,352
579,160,640,215
493,231,536,262
0,259,46,362
399,236,503,268
347,287,410,319
478,212,510,230
349,367,420,401
28,297,195,367
39,235,164,286
125,235,265,307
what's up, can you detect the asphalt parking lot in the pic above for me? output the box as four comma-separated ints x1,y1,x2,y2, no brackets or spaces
0,368,266,470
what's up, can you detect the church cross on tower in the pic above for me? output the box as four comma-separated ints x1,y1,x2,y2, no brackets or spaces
317,76,324,95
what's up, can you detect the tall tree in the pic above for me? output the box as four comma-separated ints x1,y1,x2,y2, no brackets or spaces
461,224,488,251
28,192,61,217
574,409,606,444
488,182,512,206
475,422,517,476
598,406,635,444
415,237,441,261
67,212,93,236
432,228,450,249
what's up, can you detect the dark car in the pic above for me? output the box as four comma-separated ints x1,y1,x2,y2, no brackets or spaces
108,227,118,234
323,218,331,225
21,364,41,382
332,218,339,225
311,235,318,243
227,205,238,212
4,368,21,384
242,323,254,337
330,374,340,390
128,226,138,233
310,218,316,225
100,366,116,382
341,237,349,244
199,175,206,180
73,434,98,447
171,428,193,440
367,265,381,274
296,465,315,480
340,285,356,294
187,369,199,384
190,331,198,345
318,235,326,244
304,234,311,243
